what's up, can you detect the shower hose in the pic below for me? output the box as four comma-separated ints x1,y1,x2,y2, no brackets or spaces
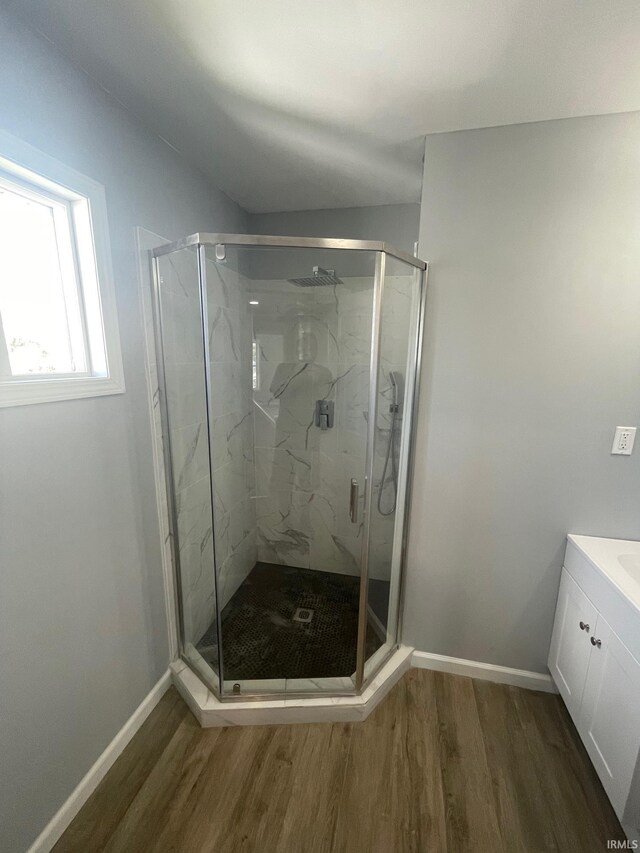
377,404,399,516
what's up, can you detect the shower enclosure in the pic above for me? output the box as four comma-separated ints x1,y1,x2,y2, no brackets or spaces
151,234,427,700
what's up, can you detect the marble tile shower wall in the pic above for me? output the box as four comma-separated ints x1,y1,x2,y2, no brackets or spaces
251,278,375,576
158,249,256,650
157,247,214,646
206,255,257,608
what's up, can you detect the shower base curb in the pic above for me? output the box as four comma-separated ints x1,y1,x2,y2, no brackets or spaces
170,646,414,727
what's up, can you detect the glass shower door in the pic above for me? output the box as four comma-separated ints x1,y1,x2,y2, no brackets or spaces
152,234,426,701
202,243,378,696
153,246,221,693
362,254,423,680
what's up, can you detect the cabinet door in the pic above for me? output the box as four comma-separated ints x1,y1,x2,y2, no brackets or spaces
578,614,640,818
548,569,598,718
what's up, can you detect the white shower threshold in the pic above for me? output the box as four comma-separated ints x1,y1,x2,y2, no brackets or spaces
171,646,414,727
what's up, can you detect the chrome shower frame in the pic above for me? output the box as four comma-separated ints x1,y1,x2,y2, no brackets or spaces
151,233,428,701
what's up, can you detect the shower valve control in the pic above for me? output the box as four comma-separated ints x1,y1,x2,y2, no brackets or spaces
315,399,334,430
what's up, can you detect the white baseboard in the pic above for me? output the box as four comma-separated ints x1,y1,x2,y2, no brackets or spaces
411,651,557,693
27,670,172,853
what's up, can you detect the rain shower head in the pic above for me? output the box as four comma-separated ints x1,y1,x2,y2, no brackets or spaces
288,265,343,287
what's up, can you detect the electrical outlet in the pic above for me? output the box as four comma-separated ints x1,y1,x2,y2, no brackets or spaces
611,426,637,456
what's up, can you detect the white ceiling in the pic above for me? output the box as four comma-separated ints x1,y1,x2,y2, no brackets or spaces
10,0,640,212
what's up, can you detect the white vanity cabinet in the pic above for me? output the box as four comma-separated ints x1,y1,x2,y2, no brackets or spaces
548,570,598,719
548,535,640,829
578,614,640,817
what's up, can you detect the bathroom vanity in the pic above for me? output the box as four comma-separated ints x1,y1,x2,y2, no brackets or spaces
549,535,640,835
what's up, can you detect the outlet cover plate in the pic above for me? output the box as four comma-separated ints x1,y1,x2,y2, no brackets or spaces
611,426,637,455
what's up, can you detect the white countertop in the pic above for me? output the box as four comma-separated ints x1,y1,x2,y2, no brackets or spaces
568,534,640,615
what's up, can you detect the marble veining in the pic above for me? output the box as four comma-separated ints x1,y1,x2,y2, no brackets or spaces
250,279,378,574
155,249,258,643
208,305,240,362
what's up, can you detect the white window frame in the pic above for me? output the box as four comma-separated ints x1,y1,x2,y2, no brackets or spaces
0,130,124,407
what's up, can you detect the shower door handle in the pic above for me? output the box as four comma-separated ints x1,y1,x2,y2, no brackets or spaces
349,478,359,524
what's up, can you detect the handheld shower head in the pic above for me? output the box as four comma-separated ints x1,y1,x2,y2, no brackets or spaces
377,370,404,516
389,370,404,415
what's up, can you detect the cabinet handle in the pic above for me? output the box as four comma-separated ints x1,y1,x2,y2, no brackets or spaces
590,637,602,648
579,621,590,632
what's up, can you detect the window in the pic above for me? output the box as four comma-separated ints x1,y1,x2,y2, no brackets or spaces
0,131,124,406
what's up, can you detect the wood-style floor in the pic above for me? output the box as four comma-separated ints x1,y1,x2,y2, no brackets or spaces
54,670,625,852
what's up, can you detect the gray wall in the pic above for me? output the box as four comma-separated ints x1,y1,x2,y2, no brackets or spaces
0,11,247,852
247,203,420,279
249,203,420,251
404,112,640,673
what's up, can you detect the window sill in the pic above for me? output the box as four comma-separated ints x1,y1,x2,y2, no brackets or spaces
0,375,126,408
